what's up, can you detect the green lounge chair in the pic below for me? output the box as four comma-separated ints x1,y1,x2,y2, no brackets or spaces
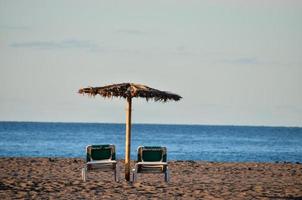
132,146,169,182
82,144,117,182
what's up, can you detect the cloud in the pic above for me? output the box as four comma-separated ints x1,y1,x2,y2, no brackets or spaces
0,25,30,30
173,45,197,56
10,39,99,51
115,29,146,35
275,105,302,115
222,57,260,65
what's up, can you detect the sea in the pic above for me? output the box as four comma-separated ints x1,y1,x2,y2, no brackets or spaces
0,121,302,163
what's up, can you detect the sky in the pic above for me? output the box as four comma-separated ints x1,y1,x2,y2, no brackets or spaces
0,0,301,127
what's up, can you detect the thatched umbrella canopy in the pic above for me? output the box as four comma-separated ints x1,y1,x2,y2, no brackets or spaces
78,83,182,181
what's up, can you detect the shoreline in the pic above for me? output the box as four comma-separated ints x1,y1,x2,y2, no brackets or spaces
1,156,301,164
1,158,302,199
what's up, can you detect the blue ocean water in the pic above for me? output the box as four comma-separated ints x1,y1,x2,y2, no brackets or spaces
0,122,301,162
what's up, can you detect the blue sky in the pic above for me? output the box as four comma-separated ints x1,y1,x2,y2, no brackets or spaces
0,0,301,126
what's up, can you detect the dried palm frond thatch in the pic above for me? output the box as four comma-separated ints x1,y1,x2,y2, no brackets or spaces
78,83,182,102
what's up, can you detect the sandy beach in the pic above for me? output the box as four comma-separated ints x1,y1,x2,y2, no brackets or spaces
0,158,301,199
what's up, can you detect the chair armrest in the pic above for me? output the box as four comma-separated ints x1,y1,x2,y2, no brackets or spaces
87,160,117,165
136,162,168,166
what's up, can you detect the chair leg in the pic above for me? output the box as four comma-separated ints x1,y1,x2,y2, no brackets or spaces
82,167,87,182
114,167,118,182
132,168,136,183
165,168,169,182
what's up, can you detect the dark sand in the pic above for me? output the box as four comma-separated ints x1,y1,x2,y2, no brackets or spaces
0,158,302,199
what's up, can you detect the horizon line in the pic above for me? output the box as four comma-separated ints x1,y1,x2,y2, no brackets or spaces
0,120,301,129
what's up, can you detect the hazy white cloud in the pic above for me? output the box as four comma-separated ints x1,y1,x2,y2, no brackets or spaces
10,39,99,51
0,25,30,30
115,29,146,35
222,57,260,65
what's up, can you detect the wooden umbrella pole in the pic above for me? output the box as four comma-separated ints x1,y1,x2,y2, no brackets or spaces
125,97,132,181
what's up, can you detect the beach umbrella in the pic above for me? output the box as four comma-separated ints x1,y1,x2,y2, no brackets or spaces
78,83,182,181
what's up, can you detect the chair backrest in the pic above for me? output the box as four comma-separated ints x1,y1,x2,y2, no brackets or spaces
86,144,116,162
137,146,167,162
